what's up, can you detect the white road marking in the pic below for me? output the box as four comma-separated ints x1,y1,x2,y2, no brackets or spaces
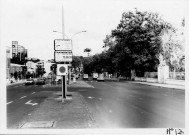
88,96,95,99
7,101,13,105
25,100,38,106
99,98,102,100
28,114,31,115
109,110,112,113
32,92,36,94
20,96,27,99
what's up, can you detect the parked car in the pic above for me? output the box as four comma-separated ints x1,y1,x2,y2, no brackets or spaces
97,74,104,81
83,74,88,80
25,79,35,85
36,78,45,85
93,73,98,80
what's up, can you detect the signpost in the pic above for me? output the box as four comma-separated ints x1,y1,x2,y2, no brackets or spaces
54,39,72,102
54,39,72,51
54,50,72,62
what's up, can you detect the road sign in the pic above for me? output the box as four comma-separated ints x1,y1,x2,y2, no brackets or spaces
54,39,72,51
57,64,68,75
54,50,72,62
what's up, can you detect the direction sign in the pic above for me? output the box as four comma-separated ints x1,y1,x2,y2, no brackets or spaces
54,39,72,51
54,50,72,62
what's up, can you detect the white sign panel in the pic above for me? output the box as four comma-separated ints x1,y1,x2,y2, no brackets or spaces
57,64,68,75
55,50,72,62
54,39,72,50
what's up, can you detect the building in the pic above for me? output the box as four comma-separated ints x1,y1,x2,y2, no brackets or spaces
6,46,11,80
26,60,37,74
10,63,25,80
11,41,27,65
43,60,53,78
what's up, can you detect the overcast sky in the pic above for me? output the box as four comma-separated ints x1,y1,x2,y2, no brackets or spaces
1,0,185,60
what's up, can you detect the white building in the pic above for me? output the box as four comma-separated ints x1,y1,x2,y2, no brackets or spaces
26,60,37,73
43,60,53,78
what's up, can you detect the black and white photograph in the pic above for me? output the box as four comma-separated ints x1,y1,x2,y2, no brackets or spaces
0,0,187,134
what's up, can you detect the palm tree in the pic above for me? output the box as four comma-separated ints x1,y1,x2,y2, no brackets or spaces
84,48,91,56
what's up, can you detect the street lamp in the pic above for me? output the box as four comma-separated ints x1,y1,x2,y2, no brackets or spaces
71,31,87,39
53,30,69,39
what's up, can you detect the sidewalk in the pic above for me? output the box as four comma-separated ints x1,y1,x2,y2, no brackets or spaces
7,79,26,86
18,81,97,129
129,81,185,90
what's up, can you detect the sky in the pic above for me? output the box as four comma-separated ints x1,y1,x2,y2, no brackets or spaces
1,0,186,61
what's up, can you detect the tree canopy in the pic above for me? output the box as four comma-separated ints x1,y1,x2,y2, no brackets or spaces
82,9,184,77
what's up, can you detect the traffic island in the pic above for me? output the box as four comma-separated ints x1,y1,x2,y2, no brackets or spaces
19,92,97,129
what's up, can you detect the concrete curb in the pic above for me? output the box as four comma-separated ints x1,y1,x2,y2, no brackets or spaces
129,81,185,90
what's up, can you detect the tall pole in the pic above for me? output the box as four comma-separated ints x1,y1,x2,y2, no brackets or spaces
62,5,66,102
62,5,65,39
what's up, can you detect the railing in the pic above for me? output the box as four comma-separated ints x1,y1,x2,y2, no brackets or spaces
169,72,185,80
144,72,158,78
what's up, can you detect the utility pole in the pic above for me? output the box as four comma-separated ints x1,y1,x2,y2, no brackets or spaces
62,5,65,39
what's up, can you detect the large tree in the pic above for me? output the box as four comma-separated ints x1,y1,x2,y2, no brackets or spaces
159,19,185,72
109,9,173,76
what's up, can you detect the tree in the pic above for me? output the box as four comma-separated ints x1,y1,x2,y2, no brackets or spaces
83,56,93,74
109,9,173,76
159,19,185,72
84,48,91,56
50,64,57,74
71,56,83,74
36,65,46,77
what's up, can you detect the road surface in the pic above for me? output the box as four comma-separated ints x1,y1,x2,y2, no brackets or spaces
70,80,185,128
7,80,185,128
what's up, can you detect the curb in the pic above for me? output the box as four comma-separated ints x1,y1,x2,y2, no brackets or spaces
129,81,185,90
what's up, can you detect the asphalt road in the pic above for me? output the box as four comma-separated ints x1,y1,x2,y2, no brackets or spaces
69,80,185,128
7,80,185,128
6,82,59,128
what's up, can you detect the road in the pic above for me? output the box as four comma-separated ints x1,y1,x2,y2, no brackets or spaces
7,80,185,128
6,82,59,128
69,80,185,128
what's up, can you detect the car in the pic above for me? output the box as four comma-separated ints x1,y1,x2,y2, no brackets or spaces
97,74,104,81
93,73,98,80
83,74,88,80
36,78,45,85
25,79,35,85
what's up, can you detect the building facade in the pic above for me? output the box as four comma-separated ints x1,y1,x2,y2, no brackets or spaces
6,46,11,80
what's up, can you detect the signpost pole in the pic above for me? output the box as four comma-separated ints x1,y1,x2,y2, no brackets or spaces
62,75,66,101
65,75,67,96
62,75,64,102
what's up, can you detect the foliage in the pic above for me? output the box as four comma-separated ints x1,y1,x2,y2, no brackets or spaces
36,64,46,77
160,19,185,71
84,48,91,56
82,9,184,76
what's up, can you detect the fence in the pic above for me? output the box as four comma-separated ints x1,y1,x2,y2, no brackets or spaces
143,72,185,80
144,72,158,78
169,72,185,80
